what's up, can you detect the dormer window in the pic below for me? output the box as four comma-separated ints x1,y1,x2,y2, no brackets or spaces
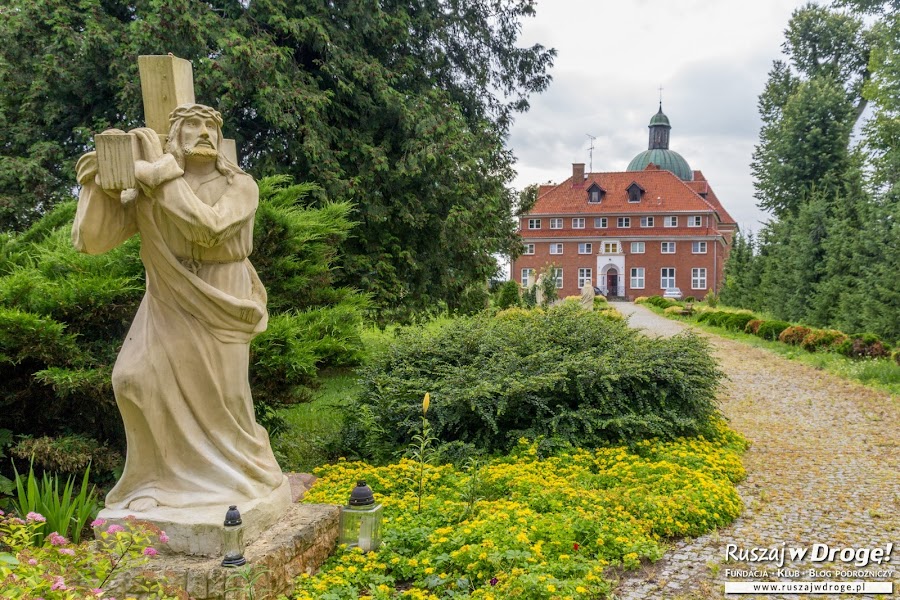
627,182,645,203
587,183,605,204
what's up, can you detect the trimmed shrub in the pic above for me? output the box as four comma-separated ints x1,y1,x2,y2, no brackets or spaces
722,313,757,332
755,320,792,341
744,319,764,335
664,305,683,314
634,296,650,304
684,296,697,303
645,296,678,309
779,326,812,346
705,289,719,308
343,303,725,460
800,329,848,352
835,334,891,359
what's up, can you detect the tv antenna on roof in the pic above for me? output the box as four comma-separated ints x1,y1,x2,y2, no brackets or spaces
586,134,596,175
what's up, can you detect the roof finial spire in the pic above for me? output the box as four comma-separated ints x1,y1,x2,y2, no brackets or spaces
658,85,664,110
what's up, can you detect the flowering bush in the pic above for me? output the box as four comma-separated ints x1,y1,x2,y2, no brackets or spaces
293,423,746,599
0,512,179,599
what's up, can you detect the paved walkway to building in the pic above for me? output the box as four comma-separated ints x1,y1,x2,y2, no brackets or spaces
610,303,900,599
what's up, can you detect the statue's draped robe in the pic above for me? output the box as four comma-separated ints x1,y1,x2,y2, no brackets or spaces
73,143,284,509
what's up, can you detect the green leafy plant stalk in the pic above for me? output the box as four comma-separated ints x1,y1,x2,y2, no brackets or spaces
12,458,99,544
408,392,437,514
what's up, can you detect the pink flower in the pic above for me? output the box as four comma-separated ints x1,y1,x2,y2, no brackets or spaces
28,559,38,565
26,512,46,522
90,589,103,596
142,547,158,556
90,518,106,528
48,531,69,546
159,531,169,544
0,509,5,516
51,577,67,591
106,524,125,534
10,517,25,525
58,548,75,556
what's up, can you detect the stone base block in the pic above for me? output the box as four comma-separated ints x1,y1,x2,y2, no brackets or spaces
103,502,340,600
97,478,293,556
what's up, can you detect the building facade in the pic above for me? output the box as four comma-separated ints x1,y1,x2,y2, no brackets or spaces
513,106,737,300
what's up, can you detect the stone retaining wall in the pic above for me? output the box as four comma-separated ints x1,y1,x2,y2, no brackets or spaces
104,503,340,600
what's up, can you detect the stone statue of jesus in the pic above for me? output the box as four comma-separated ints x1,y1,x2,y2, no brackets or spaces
73,104,289,519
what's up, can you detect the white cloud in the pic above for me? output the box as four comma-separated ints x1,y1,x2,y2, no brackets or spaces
506,0,811,231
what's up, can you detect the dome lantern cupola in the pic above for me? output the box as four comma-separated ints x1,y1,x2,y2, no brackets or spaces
648,103,671,149
627,103,693,181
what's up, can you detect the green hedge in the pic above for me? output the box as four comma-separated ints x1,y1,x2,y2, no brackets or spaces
343,304,725,461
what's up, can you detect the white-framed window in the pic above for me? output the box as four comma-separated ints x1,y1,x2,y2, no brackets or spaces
553,268,563,289
594,217,607,228
549,243,564,255
640,216,654,227
692,241,707,254
578,242,592,254
528,218,541,230
603,241,619,254
617,217,631,228
523,243,535,255
664,216,678,227
630,241,645,254
688,215,702,227
572,217,585,229
661,268,676,289
661,241,676,254
550,218,563,229
630,267,645,289
589,189,601,203
521,268,535,287
578,268,592,289
692,268,707,290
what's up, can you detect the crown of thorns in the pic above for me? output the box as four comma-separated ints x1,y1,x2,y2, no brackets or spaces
168,103,223,127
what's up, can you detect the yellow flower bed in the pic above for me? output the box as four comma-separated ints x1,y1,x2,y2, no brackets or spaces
293,423,746,599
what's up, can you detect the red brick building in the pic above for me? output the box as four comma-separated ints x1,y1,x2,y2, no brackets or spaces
513,105,737,300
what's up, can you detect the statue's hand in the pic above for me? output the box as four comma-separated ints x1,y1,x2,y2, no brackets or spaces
130,127,164,162
135,154,185,192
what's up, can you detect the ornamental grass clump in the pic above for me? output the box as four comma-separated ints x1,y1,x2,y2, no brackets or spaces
293,426,745,599
345,303,724,460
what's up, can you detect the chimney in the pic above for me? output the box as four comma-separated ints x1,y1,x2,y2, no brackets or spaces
572,163,585,185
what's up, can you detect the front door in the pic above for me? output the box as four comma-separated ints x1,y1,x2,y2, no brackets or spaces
606,268,618,296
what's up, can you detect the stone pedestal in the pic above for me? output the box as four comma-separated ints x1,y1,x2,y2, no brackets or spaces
103,502,340,600
97,478,293,556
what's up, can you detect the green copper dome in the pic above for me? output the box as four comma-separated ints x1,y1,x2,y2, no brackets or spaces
627,104,693,181
627,149,693,181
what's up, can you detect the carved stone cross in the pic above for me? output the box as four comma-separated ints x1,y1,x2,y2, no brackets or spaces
95,55,237,190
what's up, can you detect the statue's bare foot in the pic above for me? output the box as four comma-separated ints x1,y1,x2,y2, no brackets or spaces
128,497,158,511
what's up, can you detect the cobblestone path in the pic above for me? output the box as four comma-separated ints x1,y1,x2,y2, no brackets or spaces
610,303,900,599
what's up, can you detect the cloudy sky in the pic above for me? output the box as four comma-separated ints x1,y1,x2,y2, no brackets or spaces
506,0,813,233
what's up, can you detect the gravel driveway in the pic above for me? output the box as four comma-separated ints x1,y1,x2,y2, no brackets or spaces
610,303,900,599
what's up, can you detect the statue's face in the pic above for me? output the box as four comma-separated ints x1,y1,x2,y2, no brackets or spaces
180,115,219,162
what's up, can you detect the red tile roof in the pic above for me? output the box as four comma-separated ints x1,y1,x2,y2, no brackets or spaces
527,168,733,225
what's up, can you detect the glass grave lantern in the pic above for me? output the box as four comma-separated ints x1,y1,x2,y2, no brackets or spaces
221,505,247,567
339,480,383,552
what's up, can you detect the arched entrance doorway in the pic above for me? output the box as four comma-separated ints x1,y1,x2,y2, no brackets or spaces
606,268,619,297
